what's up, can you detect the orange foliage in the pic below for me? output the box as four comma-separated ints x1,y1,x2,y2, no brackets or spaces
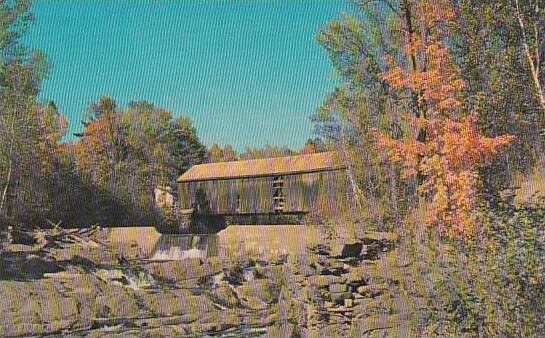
375,0,514,239
73,111,120,182
35,104,68,169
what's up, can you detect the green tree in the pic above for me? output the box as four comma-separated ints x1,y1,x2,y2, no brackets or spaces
74,97,205,226
299,138,327,154
206,144,237,162
0,0,71,226
239,144,295,160
315,1,415,225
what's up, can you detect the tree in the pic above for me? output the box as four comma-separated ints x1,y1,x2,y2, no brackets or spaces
299,138,327,154
513,0,545,113
239,145,295,160
206,144,237,163
74,98,205,226
206,144,223,163
315,2,417,224
453,0,545,200
374,0,514,239
0,0,34,65
0,1,71,225
220,144,237,162
165,115,206,176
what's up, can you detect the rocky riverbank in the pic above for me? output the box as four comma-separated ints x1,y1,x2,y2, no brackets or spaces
0,226,426,337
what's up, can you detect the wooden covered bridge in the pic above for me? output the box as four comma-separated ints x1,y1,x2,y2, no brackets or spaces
158,152,350,233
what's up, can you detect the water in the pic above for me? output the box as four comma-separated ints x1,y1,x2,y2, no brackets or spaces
106,225,324,262
1,224,402,337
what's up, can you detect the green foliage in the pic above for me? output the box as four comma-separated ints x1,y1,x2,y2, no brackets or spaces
475,198,545,336
0,0,34,64
239,144,295,160
408,197,545,337
0,0,72,226
0,4,206,229
206,144,238,163
455,0,545,199
73,97,205,227
314,2,413,226
316,1,545,335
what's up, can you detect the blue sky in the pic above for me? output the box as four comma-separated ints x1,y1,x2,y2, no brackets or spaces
25,1,347,151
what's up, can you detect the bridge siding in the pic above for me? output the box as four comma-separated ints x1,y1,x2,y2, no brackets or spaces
178,169,348,216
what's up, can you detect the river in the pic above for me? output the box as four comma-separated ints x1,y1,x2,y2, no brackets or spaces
0,224,414,337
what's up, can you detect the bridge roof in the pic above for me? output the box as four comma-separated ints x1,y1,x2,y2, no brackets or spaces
178,151,345,182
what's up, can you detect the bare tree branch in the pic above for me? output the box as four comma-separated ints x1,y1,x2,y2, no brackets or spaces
359,0,400,17
514,0,545,112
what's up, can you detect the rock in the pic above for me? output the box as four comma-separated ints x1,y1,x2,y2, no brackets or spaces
309,244,330,256
211,285,240,308
361,235,396,260
254,264,265,278
96,269,126,282
354,298,379,309
327,306,352,314
43,271,80,279
345,272,367,286
329,261,345,270
362,314,402,335
309,275,342,289
11,228,37,245
311,261,326,273
21,255,62,278
330,292,352,304
357,284,387,298
224,266,245,285
329,283,348,293
236,280,276,308
340,243,363,258
300,286,313,302
212,272,225,286
66,255,98,271
243,268,254,282
323,261,349,276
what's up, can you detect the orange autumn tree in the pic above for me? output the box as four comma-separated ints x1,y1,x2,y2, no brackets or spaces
374,0,514,239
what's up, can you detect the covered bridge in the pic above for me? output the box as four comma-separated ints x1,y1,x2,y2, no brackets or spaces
176,152,349,226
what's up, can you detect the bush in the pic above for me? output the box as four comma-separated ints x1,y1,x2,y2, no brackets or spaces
417,197,545,336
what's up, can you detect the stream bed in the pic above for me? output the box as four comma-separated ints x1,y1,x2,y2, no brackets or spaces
0,225,421,337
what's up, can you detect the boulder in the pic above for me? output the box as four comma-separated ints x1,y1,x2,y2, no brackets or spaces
340,243,363,258
309,244,330,256
329,283,348,293
309,275,343,289
356,284,387,298
330,291,352,304
21,255,62,278
11,228,37,245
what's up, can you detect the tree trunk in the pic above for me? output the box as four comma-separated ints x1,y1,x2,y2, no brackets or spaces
401,0,427,126
401,0,426,184
514,0,545,112
0,144,13,217
339,132,364,215
0,113,16,218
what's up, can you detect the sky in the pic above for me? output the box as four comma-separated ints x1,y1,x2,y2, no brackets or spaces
25,1,347,151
